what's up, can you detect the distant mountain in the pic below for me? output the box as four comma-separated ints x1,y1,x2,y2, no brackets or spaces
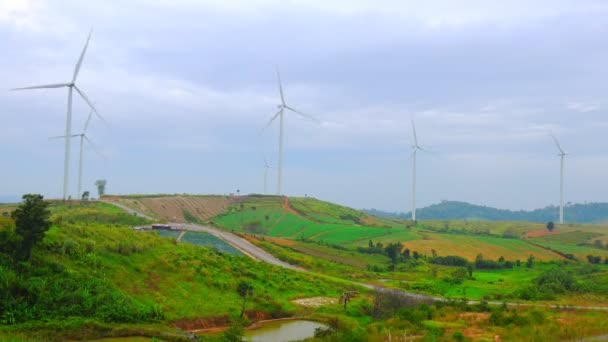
363,201,608,224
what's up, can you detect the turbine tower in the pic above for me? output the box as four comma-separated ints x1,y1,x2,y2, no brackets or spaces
11,30,102,200
50,108,105,199
551,134,568,224
262,69,317,195
410,121,426,222
263,157,272,195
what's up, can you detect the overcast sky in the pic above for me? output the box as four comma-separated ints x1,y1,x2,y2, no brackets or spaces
1,0,607,211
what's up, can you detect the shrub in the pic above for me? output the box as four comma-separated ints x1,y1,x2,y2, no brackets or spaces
452,330,466,341
430,255,468,267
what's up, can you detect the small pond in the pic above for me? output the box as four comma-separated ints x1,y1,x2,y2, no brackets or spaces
244,319,327,342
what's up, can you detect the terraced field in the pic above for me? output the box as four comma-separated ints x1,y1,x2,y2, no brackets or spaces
111,195,233,222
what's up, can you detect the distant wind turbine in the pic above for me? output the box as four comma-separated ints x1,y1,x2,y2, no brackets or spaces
410,121,426,222
263,157,272,195
551,134,568,224
50,108,105,199
11,30,103,200
262,69,317,195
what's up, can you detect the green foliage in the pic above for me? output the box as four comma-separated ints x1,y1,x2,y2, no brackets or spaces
220,318,245,342
182,210,200,224
95,180,107,197
50,202,150,226
11,194,51,261
430,255,468,267
237,281,253,317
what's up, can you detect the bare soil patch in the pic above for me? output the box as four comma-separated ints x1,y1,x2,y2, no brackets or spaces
292,297,338,308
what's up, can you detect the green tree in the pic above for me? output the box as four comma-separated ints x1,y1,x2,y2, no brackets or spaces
81,191,90,201
546,221,555,232
95,179,107,197
384,242,403,264
526,254,535,268
237,281,253,318
10,194,51,261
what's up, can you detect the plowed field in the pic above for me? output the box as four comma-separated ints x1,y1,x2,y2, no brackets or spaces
114,195,232,222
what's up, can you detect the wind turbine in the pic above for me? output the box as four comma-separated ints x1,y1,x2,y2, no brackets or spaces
263,157,272,195
410,121,426,222
262,69,317,195
50,108,104,199
11,30,102,200
551,134,568,224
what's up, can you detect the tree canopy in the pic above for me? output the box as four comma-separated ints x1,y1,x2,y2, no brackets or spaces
10,194,51,261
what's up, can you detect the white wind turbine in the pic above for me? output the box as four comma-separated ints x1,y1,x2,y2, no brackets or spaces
50,109,105,199
551,134,568,224
262,69,317,195
410,121,426,222
263,157,273,195
11,30,103,200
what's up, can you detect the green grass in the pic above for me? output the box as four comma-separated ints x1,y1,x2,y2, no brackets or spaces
0,202,352,340
531,231,603,245
49,202,151,226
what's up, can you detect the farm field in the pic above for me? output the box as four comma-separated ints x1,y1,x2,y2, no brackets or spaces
109,195,233,222
396,232,562,261
209,196,603,262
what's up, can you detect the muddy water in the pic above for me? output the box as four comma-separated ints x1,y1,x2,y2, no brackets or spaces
244,320,327,342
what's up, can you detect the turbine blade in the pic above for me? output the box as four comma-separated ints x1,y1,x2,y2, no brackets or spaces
84,135,106,159
83,108,94,133
276,68,285,105
74,85,108,126
73,29,92,83
285,106,319,122
260,109,282,134
550,133,565,154
11,83,71,90
48,135,68,140
411,120,418,146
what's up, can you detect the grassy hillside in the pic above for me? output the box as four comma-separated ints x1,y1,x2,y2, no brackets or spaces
367,201,608,223
0,202,351,341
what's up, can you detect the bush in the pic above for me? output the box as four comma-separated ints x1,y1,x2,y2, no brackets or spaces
430,255,468,267
452,330,466,341
371,288,433,319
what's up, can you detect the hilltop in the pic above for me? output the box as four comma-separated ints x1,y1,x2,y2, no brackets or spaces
364,200,608,223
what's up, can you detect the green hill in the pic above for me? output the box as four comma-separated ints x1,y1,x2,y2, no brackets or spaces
0,201,346,341
365,201,608,223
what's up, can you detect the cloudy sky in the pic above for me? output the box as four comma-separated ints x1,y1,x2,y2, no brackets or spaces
1,0,607,211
